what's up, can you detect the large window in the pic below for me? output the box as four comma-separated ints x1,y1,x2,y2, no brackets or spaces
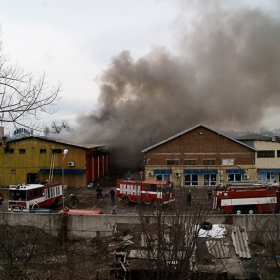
258,172,275,183
166,160,179,165
156,174,170,181
257,150,275,158
184,174,198,186
52,149,62,154
185,160,196,165
5,149,14,154
203,160,215,165
203,174,217,186
228,173,242,182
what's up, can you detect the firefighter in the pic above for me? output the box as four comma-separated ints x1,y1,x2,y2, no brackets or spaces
187,190,192,206
109,188,116,202
71,194,79,205
96,184,104,199
207,190,212,200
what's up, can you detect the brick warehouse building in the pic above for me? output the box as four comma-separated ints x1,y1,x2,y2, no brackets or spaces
141,125,257,187
0,136,111,188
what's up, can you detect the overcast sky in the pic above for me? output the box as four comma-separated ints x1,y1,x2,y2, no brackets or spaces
1,0,280,136
1,0,180,131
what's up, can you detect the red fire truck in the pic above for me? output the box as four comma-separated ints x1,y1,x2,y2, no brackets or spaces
8,182,63,212
212,183,280,214
116,179,175,206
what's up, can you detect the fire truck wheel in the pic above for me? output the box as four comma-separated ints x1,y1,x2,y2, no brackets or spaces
32,204,39,210
233,206,244,215
123,196,130,204
246,206,256,214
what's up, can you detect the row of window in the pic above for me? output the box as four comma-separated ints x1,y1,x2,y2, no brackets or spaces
156,172,275,186
166,151,280,165
167,160,217,165
4,149,62,154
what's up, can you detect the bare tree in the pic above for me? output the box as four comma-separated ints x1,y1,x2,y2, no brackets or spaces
0,213,113,279
0,29,62,131
50,120,71,134
251,213,280,277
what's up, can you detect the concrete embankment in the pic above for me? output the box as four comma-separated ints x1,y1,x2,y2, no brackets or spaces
0,212,276,240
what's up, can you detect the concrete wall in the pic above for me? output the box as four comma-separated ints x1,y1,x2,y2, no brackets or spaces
0,212,278,240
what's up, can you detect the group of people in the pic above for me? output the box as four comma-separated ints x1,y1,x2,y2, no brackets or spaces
70,184,117,214
96,184,116,203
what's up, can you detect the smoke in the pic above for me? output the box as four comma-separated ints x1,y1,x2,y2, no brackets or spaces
69,2,280,167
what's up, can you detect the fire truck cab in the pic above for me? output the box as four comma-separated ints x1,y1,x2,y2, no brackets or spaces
116,179,175,207
212,183,280,214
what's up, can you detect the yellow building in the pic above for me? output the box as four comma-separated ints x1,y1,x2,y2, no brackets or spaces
0,136,111,188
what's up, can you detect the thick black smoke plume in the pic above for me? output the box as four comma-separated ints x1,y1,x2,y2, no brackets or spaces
70,2,280,168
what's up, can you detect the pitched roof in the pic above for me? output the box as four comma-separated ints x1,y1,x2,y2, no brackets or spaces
7,135,107,150
236,134,275,141
141,124,256,153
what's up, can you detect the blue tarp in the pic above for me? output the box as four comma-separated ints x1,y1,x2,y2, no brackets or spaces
258,169,280,173
38,169,85,175
154,169,172,175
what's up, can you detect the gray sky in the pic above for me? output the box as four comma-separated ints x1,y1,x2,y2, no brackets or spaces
1,0,280,138
0,0,179,130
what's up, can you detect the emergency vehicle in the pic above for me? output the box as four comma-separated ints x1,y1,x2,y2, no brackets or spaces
212,183,280,214
116,179,175,206
8,182,62,212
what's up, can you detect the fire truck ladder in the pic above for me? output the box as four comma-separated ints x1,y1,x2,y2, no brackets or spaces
49,154,55,182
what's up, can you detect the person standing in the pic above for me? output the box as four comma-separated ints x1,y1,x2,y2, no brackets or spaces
109,188,116,202
96,184,104,199
187,190,192,206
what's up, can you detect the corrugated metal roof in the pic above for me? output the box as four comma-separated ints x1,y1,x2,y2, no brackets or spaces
206,240,230,259
231,226,251,259
141,124,257,153
7,135,107,150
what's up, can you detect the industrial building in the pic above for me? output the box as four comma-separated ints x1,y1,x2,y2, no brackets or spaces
142,124,258,187
0,135,111,188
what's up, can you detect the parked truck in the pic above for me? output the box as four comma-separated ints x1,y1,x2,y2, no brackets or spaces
116,178,175,207
212,183,280,214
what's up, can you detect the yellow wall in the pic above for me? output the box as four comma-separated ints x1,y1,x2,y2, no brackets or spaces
0,138,87,187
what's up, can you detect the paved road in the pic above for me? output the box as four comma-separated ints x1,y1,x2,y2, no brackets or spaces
0,185,222,215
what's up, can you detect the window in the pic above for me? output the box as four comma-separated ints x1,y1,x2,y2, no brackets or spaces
184,174,198,186
156,174,170,181
203,174,217,186
5,148,14,154
52,149,62,154
257,150,275,158
203,160,215,165
11,169,16,174
166,160,179,165
228,173,242,182
277,150,280,158
185,160,196,165
40,149,46,154
19,149,26,154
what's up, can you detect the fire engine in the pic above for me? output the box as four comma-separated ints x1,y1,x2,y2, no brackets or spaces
212,183,280,214
8,182,63,212
116,179,175,206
